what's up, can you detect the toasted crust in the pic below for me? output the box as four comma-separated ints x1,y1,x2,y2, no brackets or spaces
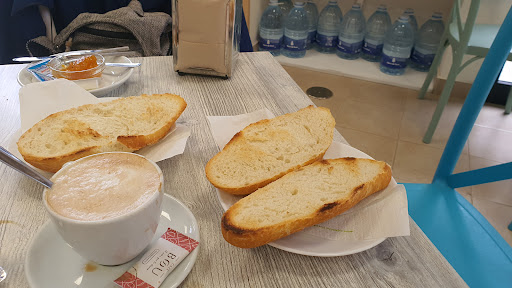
116,113,180,150
17,93,186,172
21,146,101,173
19,143,134,173
221,158,392,248
206,106,336,195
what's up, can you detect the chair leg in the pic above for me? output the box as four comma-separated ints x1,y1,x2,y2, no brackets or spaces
418,38,449,100
423,52,464,144
505,87,512,114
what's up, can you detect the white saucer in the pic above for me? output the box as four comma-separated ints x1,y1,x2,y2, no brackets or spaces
25,194,199,288
216,142,393,257
17,56,134,96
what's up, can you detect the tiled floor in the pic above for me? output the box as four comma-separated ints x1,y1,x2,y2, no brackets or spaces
282,65,512,247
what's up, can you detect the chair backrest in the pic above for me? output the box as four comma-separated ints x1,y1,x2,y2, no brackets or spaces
449,0,480,49
434,3,512,185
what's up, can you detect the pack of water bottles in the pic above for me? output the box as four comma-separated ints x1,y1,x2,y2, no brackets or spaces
379,8,445,76
258,1,445,76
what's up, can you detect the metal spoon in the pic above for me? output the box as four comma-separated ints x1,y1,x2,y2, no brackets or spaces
0,147,53,284
105,62,141,68
12,46,132,63
0,266,5,283
0,148,53,284
0,146,53,188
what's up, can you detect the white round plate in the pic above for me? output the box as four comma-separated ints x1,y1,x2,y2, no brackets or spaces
17,56,134,96
25,194,199,288
216,142,395,257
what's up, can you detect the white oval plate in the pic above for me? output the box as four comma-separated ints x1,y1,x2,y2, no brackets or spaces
25,194,199,288
217,142,395,257
17,56,134,96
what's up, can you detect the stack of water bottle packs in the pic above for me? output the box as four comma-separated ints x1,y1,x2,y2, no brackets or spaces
259,0,446,76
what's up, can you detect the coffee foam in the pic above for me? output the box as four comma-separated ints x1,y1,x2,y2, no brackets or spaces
46,153,161,221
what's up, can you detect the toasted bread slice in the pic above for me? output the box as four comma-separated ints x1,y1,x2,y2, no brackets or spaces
17,93,186,172
206,106,335,195
221,158,392,248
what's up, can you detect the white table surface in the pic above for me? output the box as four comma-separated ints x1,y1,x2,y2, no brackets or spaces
0,52,467,287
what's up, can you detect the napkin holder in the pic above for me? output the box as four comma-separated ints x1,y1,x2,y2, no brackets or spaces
172,0,242,79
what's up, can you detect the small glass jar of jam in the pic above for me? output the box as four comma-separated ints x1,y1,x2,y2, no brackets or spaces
48,53,105,80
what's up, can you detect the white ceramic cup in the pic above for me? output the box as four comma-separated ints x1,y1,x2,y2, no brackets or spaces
42,152,164,266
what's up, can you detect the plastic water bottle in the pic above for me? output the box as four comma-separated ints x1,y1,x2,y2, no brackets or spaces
316,0,343,53
410,12,445,72
282,2,309,58
304,1,319,50
404,8,418,32
258,0,284,56
279,0,293,18
362,5,391,62
336,4,365,60
380,15,415,76
404,9,418,65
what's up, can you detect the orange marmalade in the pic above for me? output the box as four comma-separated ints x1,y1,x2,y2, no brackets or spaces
52,55,101,80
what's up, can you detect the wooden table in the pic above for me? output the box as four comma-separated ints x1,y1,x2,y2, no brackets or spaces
0,52,467,287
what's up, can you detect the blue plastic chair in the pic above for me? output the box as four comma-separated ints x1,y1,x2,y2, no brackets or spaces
418,0,512,144
402,6,512,288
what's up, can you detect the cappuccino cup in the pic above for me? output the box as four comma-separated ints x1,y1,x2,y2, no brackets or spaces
42,152,164,265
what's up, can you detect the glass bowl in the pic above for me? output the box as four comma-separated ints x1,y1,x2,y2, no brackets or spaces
48,53,105,80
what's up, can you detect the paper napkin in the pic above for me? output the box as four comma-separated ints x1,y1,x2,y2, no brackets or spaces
207,109,410,241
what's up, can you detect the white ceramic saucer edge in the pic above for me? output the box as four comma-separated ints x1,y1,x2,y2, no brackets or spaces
25,194,199,288
91,56,134,96
268,236,387,257
215,141,391,257
16,56,134,96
